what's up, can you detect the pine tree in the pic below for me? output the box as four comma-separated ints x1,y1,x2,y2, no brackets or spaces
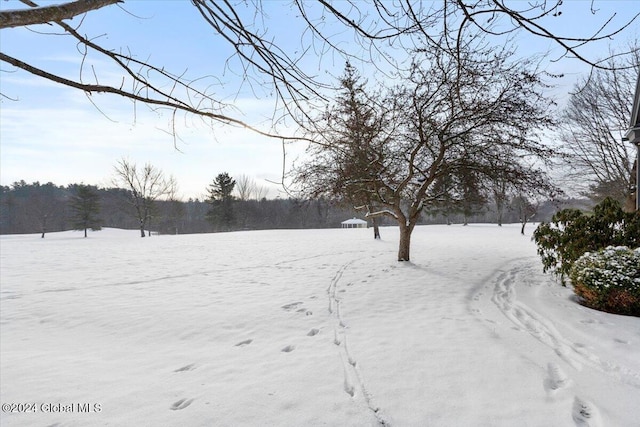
69,184,102,237
206,173,236,230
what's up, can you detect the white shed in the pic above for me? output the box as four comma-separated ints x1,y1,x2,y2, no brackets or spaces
341,217,368,228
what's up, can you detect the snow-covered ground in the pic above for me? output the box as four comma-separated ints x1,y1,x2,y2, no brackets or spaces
1,225,639,426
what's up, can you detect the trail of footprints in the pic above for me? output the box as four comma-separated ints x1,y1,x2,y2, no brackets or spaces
327,261,390,426
230,300,321,352
471,262,622,426
170,364,197,411
543,362,602,426
278,299,321,352
168,300,321,411
167,262,386,419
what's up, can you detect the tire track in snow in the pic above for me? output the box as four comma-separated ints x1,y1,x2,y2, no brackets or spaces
327,261,391,427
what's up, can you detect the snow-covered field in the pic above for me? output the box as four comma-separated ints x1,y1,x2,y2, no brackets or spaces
1,225,639,426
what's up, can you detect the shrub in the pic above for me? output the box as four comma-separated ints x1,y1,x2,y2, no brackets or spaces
569,246,640,316
533,197,640,285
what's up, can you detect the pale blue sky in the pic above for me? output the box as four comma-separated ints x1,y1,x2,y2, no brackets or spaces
1,0,638,199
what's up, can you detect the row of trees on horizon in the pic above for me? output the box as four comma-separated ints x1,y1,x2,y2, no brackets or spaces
0,173,591,239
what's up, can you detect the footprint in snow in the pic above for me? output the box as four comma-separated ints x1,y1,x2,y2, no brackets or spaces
235,339,253,347
307,328,320,336
333,330,342,345
170,398,194,411
281,345,295,353
572,397,601,427
282,302,303,311
174,363,196,372
544,362,571,393
343,377,355,397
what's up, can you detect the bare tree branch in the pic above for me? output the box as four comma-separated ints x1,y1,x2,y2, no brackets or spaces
2,0,638,149
0,0,121,29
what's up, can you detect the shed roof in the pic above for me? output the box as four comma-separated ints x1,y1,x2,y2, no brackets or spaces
341,217,368,225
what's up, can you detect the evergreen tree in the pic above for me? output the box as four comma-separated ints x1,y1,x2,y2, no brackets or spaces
206,173,236,230
69,184,102,237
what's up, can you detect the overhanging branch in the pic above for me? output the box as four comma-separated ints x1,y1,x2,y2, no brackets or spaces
0,0,121,29
0,51,309,143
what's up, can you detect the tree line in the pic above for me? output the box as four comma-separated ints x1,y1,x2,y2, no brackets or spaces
0,179,349,237
0,174,578,238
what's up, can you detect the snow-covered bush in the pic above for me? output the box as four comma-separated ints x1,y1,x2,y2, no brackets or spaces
569,246,640,316
533,197,640,285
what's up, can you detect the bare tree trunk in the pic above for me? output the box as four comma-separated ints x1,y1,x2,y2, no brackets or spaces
41,214,47,238
398,224,411,261
84,227,87,238
496,200,504,226
372,217,381,239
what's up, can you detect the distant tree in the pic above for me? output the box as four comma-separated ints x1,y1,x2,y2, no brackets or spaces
154,183,184,235
113,159,176,237
512,194,540,235
69,184,102,237
490,177,510,227
206,172,236,230
558,43,639,206
235,174,255,202
234,174,262,229
455,164,488,226
30,182,65,238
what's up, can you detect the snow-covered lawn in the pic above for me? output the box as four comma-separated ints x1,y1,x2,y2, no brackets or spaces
1,225,639,426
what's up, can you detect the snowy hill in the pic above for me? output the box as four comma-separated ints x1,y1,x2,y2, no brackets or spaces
1,225,638,426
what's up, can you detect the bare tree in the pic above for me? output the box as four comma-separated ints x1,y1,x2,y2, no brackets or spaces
253,183,269,201
558,43,640,205
30,182,64,238
113,158,176,237
295,41,559,261
235,175,256,202
512,194,541,235
490,174,510,227
161,183,184,235
2,1,638,144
